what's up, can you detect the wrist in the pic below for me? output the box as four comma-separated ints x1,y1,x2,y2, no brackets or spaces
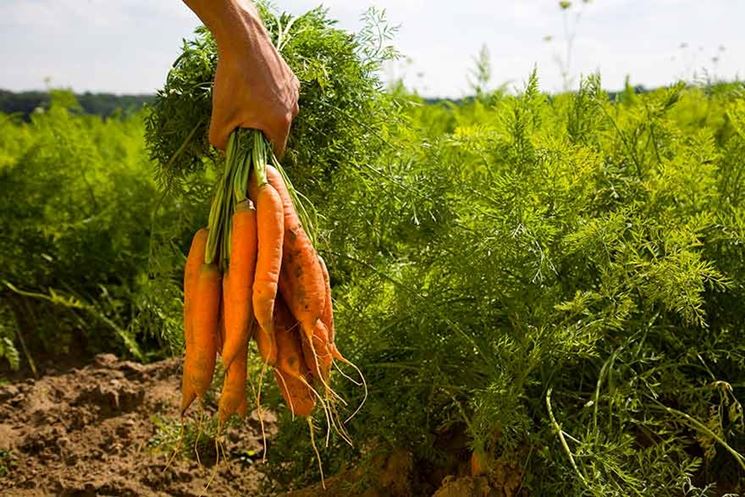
183,0,263,48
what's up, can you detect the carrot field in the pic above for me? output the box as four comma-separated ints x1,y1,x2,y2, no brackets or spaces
1,5,745,497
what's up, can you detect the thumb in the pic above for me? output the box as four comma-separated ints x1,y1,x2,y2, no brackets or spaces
208,113,231,151
208,68,235,151
268,107,296,158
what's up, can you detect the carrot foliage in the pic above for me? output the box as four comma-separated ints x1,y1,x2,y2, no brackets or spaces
145,4,398,197
293,76,745,495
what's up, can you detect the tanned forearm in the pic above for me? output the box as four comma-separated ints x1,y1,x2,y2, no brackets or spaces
183,0,267,50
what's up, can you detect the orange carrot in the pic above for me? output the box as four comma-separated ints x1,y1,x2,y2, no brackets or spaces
318,255,335,345
181,228,208,413
278,243,332,381
470,450,489,476
266,166,332,380
183,229,208,348
273,297,315,416
181,262,221,414
218,337,248,423
254,320,277,366
217,306,225,355
317,255,349,362
222,200,258,369
274,370,315,418
274,297,305,378
248,172,283,365
266,165,301,241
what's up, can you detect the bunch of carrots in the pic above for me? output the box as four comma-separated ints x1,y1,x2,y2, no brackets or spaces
180,129,355,429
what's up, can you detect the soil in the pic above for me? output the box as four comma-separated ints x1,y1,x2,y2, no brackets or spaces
0,354,521,497
0,353,273,497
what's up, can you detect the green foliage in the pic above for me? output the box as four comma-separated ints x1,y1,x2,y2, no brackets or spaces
0,91,206,368
145,4,398,196
0,305,20,371
469,44,492,97
264,78,745,494
0,89,152,119
0,449,16,478
148,413,223,463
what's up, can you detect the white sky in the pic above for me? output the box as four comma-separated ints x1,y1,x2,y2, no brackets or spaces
0,0,741,97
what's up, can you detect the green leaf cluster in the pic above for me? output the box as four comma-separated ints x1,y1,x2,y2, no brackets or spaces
0,92,209,368
144,4,398,199
278,76,745,494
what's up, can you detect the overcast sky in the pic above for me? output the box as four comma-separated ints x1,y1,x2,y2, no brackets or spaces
0,0,741,97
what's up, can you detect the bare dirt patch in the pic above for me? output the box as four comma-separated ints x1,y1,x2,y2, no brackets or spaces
0,353,272,497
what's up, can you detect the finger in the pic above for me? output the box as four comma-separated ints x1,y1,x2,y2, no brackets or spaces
208,67,236,151
271,114,293,158
208,117,229,151
208,88,233,151
209,107,243,152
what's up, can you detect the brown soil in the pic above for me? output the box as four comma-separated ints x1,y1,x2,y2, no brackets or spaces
0,354,523,497
0,353,273,497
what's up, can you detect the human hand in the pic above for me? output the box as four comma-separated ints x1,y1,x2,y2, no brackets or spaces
184,0,299,156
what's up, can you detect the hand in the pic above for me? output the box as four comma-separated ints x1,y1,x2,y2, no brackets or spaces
184,0,299,156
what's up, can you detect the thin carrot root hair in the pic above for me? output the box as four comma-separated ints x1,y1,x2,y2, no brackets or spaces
273,370,295,420
333,361,361,386
243,356,267,459
304,333,346,406
255,359,269,461
300,338,357,448
271,320,335,443
273,319,340,446
274,361,336,448
326,398,354,448
192,410,207,466
297,374,336,446
274,303,359,448
331,352,368,423
164,422,186,473
200,434,223,497
307,416,326,490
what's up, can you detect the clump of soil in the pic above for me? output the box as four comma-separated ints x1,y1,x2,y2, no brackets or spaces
0,353,273,497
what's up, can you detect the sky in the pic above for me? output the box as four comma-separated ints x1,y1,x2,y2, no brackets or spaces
0,0,741,98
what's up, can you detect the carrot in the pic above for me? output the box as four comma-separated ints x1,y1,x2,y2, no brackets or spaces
317,256,348,364
278,252,333,381
266,165,302,242
318,256,347,362
248,172,283,365
254,321,277,366
221,200,257,369
274,297,305,379
273,298,315,416
181,228,208,413
218,338,248,423
318,255,335,345
217,306,225,355
470,450,488,476
298,320,332,381
181,262,221,414
274,370,315,418
266,166,332,380
183,229,208,348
